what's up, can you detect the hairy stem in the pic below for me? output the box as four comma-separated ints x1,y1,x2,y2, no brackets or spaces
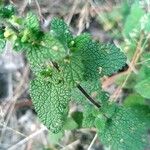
77,84,101,108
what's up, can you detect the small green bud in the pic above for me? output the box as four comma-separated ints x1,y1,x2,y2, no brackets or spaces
4,27,17,41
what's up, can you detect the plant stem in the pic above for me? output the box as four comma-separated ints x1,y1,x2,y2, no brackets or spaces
77,84,101,108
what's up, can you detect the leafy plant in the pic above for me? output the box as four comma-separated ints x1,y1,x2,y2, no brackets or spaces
114,1,150,101
0,2,150,150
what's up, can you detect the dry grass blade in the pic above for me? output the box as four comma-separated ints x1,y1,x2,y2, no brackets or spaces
0,65,30,142
87,133,98,150
8,127,47,150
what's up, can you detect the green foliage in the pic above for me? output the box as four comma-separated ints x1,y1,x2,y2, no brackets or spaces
60,54,84,87
71,111,83,128
63,117,78,130
123,94,145,107
96,43,126,76
71,81,109,128
95,105,150,150
96,0,131,38
48,131,64,145
25,12,40,31
82,104,98,128
116,73,137,89
0,4,16,18
50,17,73,48
26,34,66,73
113,0,150,101
1,3,150,150
0,38,5,52
143,13,150,32
71,80,101,128
135,77,150,99
30,76,71,133
0,26,5,52
123,2,144,37
71,80,102,104
74,34,126,80
137,53,150,81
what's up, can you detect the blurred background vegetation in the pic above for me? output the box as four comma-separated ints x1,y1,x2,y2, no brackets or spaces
0,0,150,150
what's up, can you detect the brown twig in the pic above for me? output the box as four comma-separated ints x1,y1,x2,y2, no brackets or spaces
0,65,30,142
15,99,32,109
35,0,45,22
111,35,144,101
102,70,129,89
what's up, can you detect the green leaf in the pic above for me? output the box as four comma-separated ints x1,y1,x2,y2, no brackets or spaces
26,34,66,72
30,77,71,133
74,34,126,80
63,117,78,130
136,53,150,81
124,94,145,107
50,17,73,48
73,33,91,50
82,104,99,128
100,103,118,118
96,106,150,150
71,80,102,128
13,36,28,52
135,77,150,99
71,80,101,104
94,113,107,131
0,4,16,18
25,12,40,31
60,54,84,87
142,13,150,33
97,43,127,76
80,40,102,80
26,45,51,72
80,91,109,128
71,111,83,128
48,131,64,145
42,33,67,61
139,13,150,33
123,2,144,37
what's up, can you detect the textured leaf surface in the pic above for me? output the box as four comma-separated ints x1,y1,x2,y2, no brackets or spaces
50,18,73,48
42,34,67,61
74,34,126,79
81,40,102,80
82,104,98,128
97,43,126,76
26,34,66,72
135,77,150,99
96,106,150,150
25,12,39,31
72,80,101,104
30,77,71,133
60,54,84,87
71,81,102,128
